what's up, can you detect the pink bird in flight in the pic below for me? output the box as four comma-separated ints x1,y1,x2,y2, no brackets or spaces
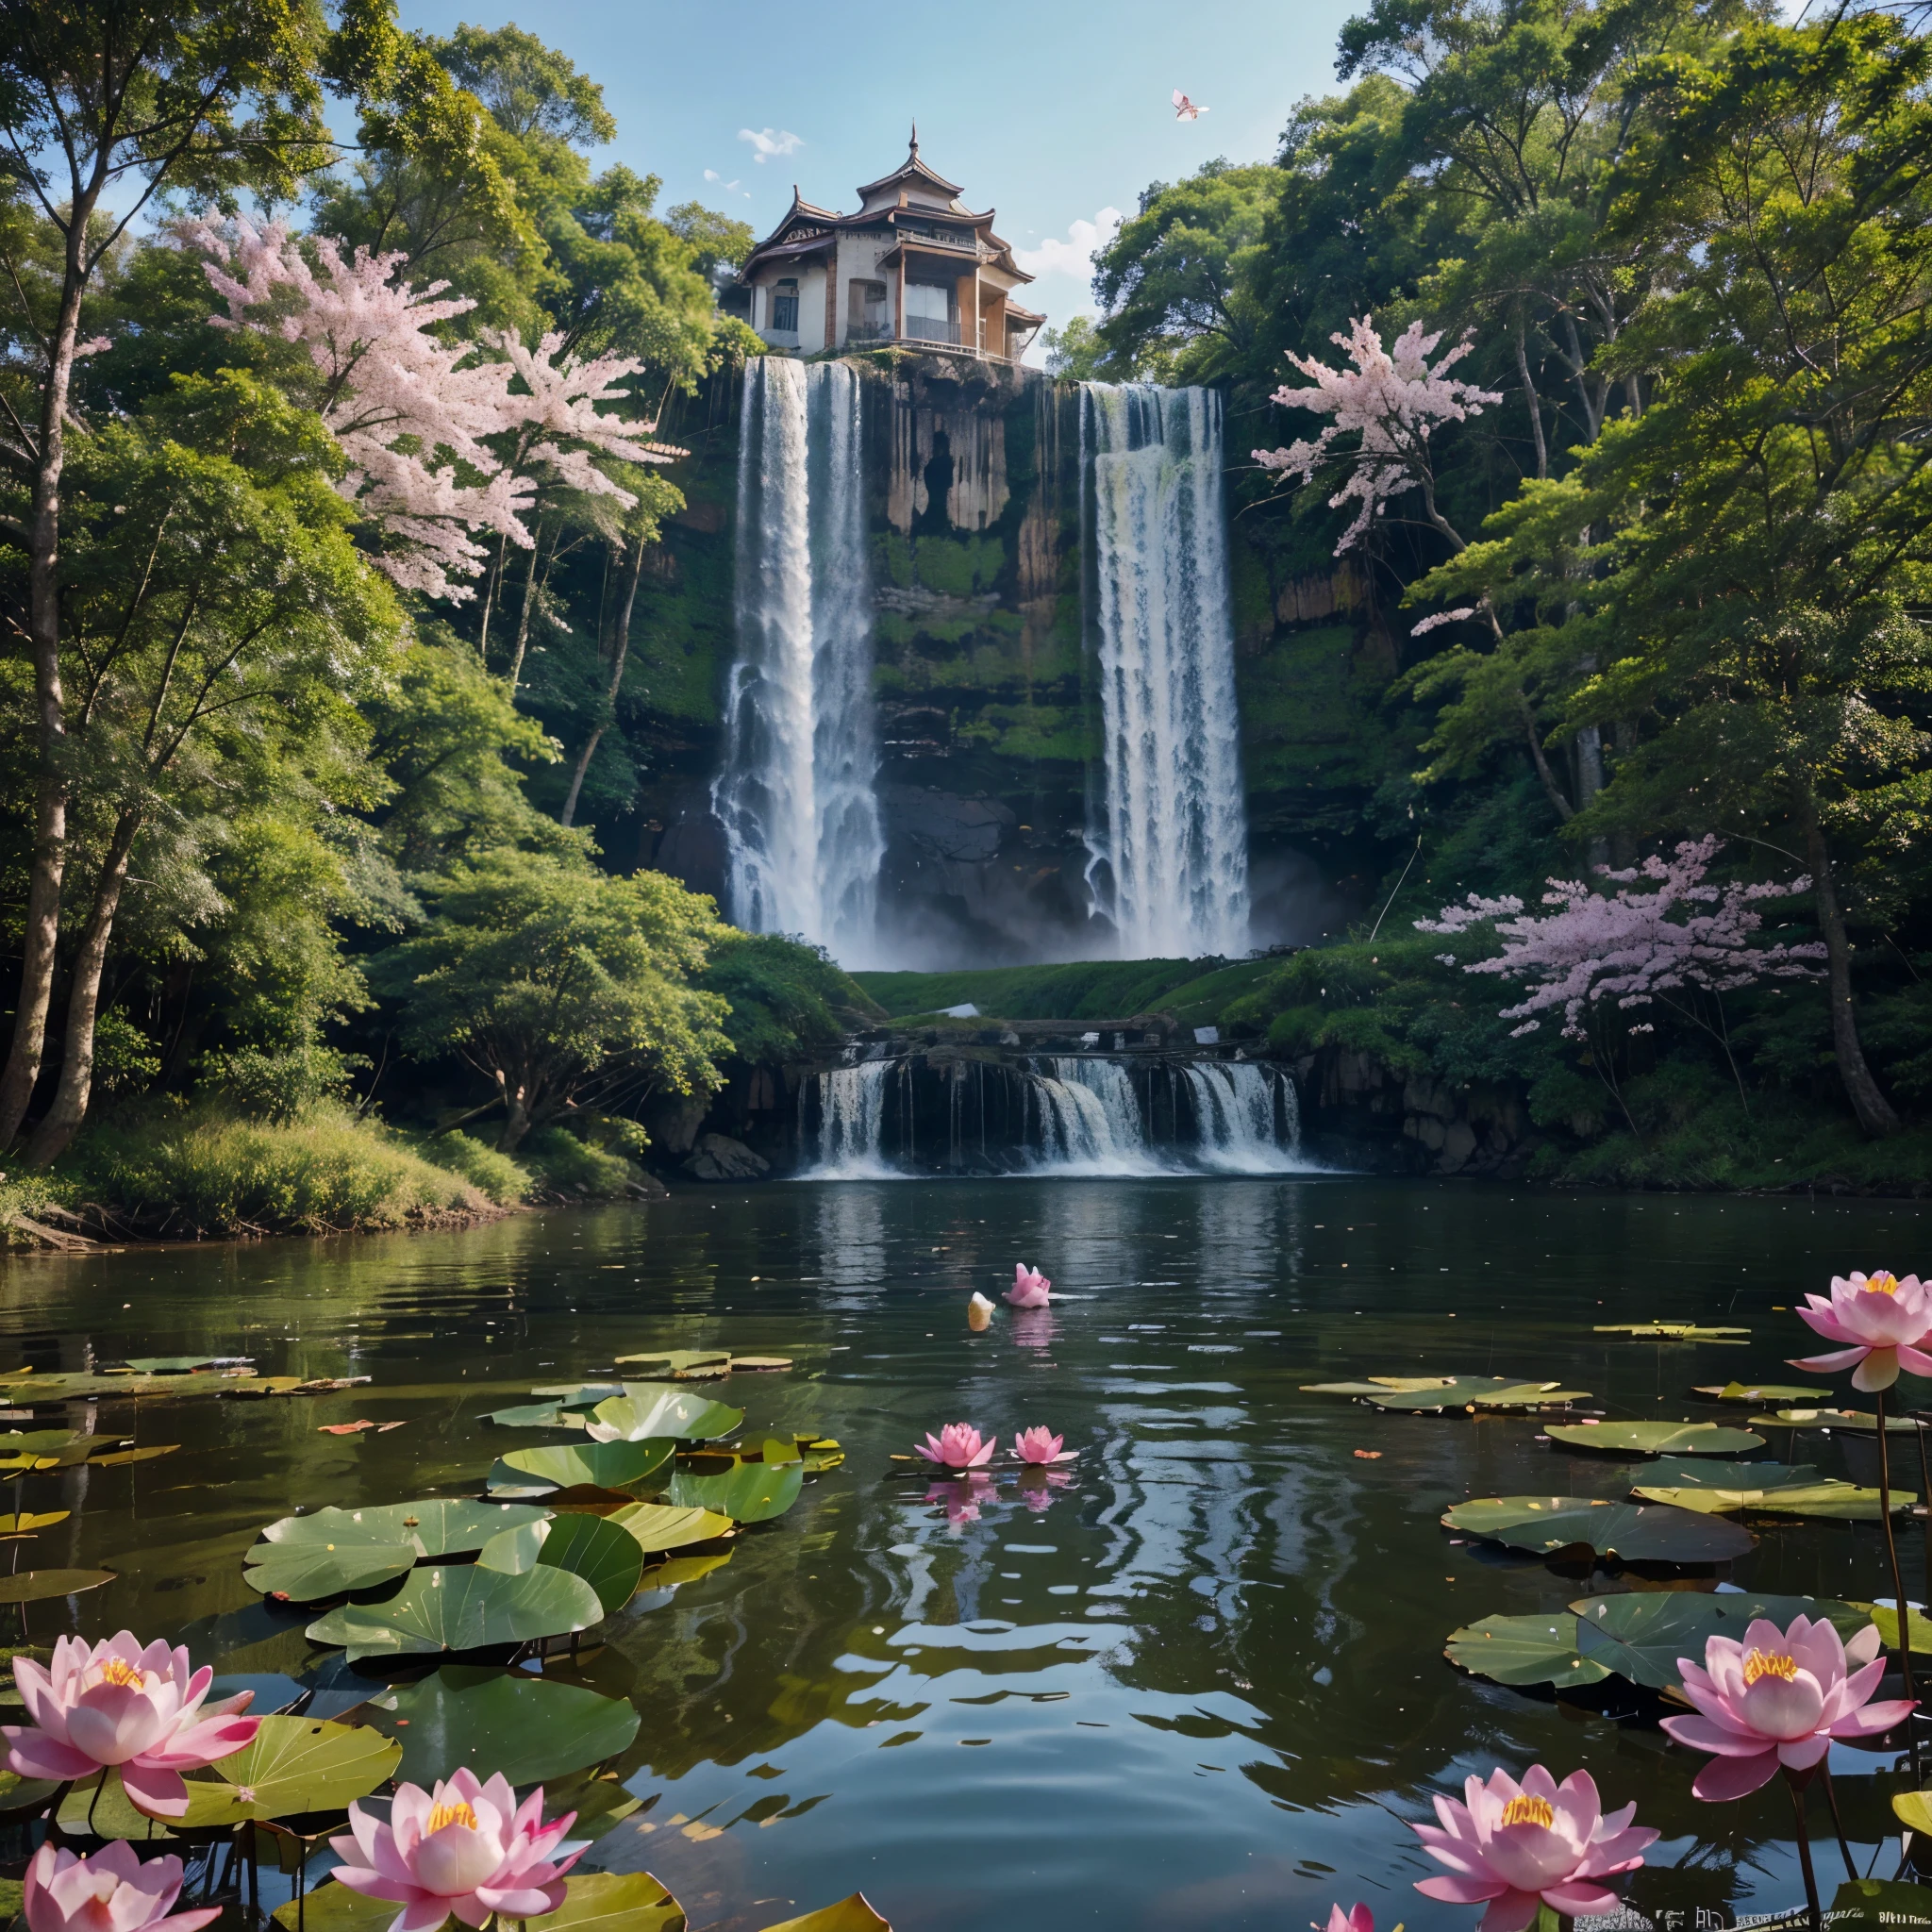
1173,90,1208,121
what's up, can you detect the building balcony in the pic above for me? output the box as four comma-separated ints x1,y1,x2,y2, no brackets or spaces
902,315,963,346
845,320,894,345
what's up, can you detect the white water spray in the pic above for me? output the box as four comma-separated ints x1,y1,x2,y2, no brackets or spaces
715,359,883,959
1027,1058,1168,1175
1082,384,1251,959
1185,1062,1303,1174
805,1058,896,1179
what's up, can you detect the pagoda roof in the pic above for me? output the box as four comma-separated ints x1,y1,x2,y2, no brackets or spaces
855,126,963,201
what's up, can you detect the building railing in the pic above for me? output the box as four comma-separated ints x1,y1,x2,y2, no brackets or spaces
902,315,963,346
845,320,893,344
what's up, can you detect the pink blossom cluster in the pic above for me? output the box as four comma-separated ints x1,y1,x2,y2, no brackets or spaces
1251,316,1501,554
185,218,682,601
1416,836,1824,1038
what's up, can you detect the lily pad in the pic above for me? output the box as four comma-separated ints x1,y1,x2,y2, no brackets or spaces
158,1716,401,1825
89,1445,180,1467
360,1667,641,1788
1749,1407,1921,1434
666,1460,803,1524
113,1356,251,1374
0,1511,67,1537
758,1897,891,1932
1442,1496,1754,1562
1697,1382,1833,1404
641,1551,733,1591
613,1350,733,1380
1593,1323,1750,1342
1894,1790,1932,1834
1861,1603,1932,1654
273,1882,399,1932
608,1503,735,1554
483,1403,579,1429
58,1769,176,1842
527,1871,686,1932
0,1569,114,1604
591,1386,743,1442
1640,1457,1822,1491
1636,1480,1905,1521
1830,1879,1932,1932
1544,1421,1764,1457
246,1500,549,1602
530,1514,645,1617
305,1563,604,1661
1356,1376,1591,1411
1302,1376,1459,1396
1443,1612,1610,1689
1572,1590,1871,1690
730,1357,794,1374
489,1440,675,1494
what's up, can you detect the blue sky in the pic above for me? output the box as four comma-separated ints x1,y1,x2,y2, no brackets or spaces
394,0,1361,346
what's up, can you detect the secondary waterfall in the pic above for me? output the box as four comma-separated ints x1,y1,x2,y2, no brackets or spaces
1081,384,1251,959
714,358,883,960
797,1053,1307,1177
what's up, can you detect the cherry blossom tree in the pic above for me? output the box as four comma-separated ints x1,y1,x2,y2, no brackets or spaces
1418,836,1825,1118
1252,315,1501,556
186,217,683,603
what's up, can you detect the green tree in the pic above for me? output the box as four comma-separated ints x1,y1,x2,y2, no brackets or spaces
377,850,730,1151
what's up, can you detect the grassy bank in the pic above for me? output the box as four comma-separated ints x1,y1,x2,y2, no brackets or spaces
0,1104,654,1246
852,958,1277,1024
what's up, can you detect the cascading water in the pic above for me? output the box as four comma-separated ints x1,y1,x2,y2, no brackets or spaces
714,358,883,960
1184,1062,1303,1175
1081,384,1251,960
803,1058,895,1179
1024,1058,1166,1175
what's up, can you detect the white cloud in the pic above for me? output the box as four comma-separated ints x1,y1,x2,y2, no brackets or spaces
738,127,803,165
704,169,745,191
1013,208,1123,282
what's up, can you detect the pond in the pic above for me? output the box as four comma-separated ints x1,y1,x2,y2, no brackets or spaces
1,1176,1926,1931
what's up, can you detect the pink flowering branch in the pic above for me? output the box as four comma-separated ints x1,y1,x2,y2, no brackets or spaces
1252,316,1502,556
1418,835,1824,1119
183,218,684,602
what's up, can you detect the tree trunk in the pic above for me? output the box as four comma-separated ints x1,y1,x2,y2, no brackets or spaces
1517,689,1575,822
25,809,141,1166
498,1086,533,1153
0,218,92,1147
1797,792,1899,1137
1515,320,1548,481
561,535,649,828
507,524,549,693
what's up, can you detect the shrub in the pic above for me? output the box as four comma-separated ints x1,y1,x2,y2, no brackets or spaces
521,1127,637,1197
417,1131,530,1206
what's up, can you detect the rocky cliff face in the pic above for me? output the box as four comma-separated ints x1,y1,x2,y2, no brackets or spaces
630,350,1391,962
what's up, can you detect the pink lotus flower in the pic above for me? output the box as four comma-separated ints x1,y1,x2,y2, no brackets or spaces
1013,1427,1075,1465
1660,1612,1914,1800
3,1634,258,1818
1790,1272,1932,1391
915,1424,994,1469
23,1840,221,1932
330,1769,584,1932
1412,1764,1657,1932
1324,1908,1374,1932
1006,1263,1052,1308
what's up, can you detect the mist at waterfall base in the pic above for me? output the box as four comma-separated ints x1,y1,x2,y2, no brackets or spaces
800,1051,1316,1180
712,364,1292,971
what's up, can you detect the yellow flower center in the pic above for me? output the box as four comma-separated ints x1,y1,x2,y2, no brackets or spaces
1865,1273,1901,1296
1743,1650,1798,1687
93,1658,145,1690
425,1802,479,1835
1498,1794,1555,1829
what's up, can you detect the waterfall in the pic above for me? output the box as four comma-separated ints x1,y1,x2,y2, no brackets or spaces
714,359,883,960
803,1058,896,1179
1081,384,1251,960
1024,1060,1164,1175
1184,1062,1305,1174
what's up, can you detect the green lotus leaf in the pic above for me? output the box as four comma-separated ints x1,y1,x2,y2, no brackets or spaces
273,1880,397,1932
1444,1495,1754,1562
797,1438,843,1473
1829,1878,1932,1932
1696,1382,1833,1404
1443,1612,1610,1689
483,1403,578,1429
1301,1377,1457,1396
243,1542,418,1603
58,1770,177,1843
89,1445,179,1468
613,1349,734,1379
1362,1376,1590,1411
526,1871,686,1932
0,1511,67,1537
305,1563,604,1661
1593,1323,1749,1342
757,1895,891,1932
158,1717,401,1825
592,1385,743,1441
530,1384,624,1407
641,1551,734,1591
0,1569,114,1604
475,1521,551,1574
1861,1603,1932,1654
1635,1474,1906,1520
1640,1457,1819,1491
1749,1407,1920,1433
1572,1591,1871,1690
1544,1421,1764,1457
490,1440,675,1494
666,1459,802,1524
760,1438,805,1467
114,1356,249,1374
361,1667,641,1788
533,1513,644,1617
257,1500,552,1559
534,1768,643,1842
608,1503,735,1553
0,1770,62,1814
1894,1791,1932,1834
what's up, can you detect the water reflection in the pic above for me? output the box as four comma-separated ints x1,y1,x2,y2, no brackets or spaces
0,1181,1924,1927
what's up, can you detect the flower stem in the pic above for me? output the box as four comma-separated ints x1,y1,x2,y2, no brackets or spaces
1788,1770,1823,1932
1821,1766,1857,1883
1876,1388,1921,1778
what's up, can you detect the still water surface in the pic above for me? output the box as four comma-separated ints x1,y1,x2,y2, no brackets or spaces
1,1178,1927,1929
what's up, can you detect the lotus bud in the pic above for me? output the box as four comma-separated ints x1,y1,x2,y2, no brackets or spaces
967,1292,994,1333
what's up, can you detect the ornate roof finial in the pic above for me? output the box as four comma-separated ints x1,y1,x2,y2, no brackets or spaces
909,119,919,156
